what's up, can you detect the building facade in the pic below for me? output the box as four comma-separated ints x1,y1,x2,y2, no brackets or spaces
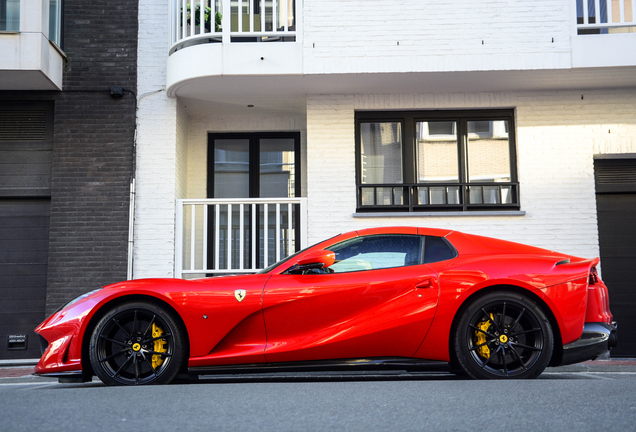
1,0,635,360
0,0,137,359
135,0,636,355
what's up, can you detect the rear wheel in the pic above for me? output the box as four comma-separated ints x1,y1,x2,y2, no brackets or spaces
89,301,187,385
454,291,553,379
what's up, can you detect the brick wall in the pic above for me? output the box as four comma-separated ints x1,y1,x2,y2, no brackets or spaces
133,93,177,279
44,0,138,312
303,0,572,74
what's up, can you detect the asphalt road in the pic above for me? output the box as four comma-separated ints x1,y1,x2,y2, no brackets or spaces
1,370,635,432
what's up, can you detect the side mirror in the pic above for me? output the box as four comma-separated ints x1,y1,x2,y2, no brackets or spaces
288,250,336,274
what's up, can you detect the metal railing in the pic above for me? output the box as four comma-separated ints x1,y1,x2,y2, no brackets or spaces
169,0,298,52
357,183,520,212
577,0,636,32
176,197,307,278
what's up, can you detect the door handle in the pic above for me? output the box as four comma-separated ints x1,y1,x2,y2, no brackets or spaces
415,277,435,289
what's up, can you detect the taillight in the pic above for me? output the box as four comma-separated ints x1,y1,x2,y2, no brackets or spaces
589,267,599,285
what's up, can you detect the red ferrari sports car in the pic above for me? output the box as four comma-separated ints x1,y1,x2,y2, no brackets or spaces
34,227,617,385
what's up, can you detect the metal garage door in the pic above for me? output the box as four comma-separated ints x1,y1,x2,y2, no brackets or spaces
0,103,52,359
0,200,50,359
594,157,636,357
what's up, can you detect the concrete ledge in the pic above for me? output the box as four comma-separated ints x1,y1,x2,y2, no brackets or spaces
353,211,526,218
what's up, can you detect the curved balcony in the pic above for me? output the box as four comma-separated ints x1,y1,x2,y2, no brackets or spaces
167,0,302,96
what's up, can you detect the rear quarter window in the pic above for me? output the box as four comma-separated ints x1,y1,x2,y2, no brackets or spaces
424,236,457,264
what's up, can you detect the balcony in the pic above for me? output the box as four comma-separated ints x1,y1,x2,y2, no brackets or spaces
0,0,64,90
176,197,307,278
573,0,636,67
166,0,302,96
356,183,521,213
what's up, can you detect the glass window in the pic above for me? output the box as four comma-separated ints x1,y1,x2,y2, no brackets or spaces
417,121,459,183
213,139,250,198
467,120,511,184
424,236,456,264
360,122,402,184
49,0,61,45
1,0,20,31
259,138,295,198
328,235,423,273
356,110,517,212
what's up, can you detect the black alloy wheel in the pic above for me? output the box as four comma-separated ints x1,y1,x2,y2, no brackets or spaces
89,301,187,385
454,291,553,379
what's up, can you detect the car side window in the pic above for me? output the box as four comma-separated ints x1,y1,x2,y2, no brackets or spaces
328,235,424,273
423,235,456,264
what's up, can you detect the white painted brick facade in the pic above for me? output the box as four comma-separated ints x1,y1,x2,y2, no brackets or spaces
303,0,572,74
134,0,180,279
304,90,636,260
134,92,179,279
134,0,636,278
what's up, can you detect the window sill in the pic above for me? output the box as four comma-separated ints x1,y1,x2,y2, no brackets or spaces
353,211,526,218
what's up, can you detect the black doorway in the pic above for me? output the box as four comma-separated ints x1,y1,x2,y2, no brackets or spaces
594,156,636,356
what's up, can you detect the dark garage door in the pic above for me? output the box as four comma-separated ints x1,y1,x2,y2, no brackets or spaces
595,157,636,357
0,200,50,359
0,103,53,359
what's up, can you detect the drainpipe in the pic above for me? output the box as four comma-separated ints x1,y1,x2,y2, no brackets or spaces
127,177,136,280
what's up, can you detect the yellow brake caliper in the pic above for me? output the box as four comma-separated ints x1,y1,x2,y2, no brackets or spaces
475,313,494,359
151,323,168,369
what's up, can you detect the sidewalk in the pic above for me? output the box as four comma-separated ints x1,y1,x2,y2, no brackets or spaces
1,359,636,380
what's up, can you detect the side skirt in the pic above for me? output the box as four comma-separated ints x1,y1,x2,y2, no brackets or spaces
188,357,450,376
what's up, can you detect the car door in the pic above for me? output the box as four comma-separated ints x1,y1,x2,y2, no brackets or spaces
262,233,440,363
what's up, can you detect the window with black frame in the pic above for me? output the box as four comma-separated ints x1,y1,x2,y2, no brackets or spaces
355,110,519,212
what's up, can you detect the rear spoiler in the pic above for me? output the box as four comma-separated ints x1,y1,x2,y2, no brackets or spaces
555,257,599,267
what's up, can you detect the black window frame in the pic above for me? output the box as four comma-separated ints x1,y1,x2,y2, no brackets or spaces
206,131,302,271
355,109,519,212
207,131,301,199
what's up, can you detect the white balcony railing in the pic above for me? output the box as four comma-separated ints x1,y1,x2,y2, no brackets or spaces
577,0,636,33
169,0,297,52
176,198,307,278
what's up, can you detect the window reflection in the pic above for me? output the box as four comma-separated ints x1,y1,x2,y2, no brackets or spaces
416,121,459,183
466,120,511,183
360,122,402,184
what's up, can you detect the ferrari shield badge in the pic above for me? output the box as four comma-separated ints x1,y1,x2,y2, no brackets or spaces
234,289,246,302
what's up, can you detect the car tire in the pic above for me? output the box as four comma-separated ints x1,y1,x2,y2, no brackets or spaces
89,300,187,386
453,291,553,379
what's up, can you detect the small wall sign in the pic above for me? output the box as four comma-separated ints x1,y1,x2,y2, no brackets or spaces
7,335,28,350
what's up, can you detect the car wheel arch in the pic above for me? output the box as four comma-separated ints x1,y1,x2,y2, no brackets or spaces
448,284,563,370
80,294,191,379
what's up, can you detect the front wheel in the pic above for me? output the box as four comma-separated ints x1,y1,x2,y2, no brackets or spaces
89,301,187,385
453,291,553,379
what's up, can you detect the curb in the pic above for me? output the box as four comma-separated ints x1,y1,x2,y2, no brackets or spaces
1,359,636,380
547,358,636,373
0,359,39,367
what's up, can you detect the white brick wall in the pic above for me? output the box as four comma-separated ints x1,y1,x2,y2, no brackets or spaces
303,0,572,74
176,103,188,200
134,93,178,279
305,89,636,260
134,0,635,279
134,0,179,279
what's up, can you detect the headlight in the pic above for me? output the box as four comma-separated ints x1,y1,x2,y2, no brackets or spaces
54,288,102,314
